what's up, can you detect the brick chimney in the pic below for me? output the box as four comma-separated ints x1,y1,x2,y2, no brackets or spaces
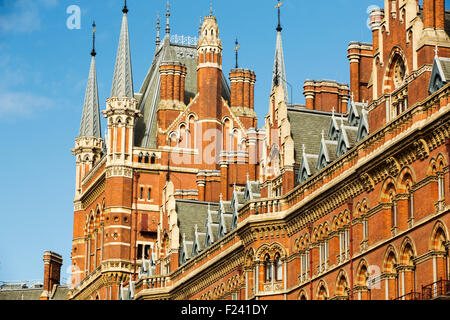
303,80,350,113
159,61,187,103
229,68,256,109
157,61,187,133
423,0,445,30
40,251,63,300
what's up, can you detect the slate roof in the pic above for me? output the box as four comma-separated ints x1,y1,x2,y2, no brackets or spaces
439,57,450,81
176,200,218,246
429,56,450,94
0,286,69,300
288,102,369,183
287,107,333,165
177,181,261,265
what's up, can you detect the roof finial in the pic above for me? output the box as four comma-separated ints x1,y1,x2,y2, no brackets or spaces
435,45,439,58
122,0,128,14
234,38,240,68
302,144,306,157
332,107,335,117
210,1,214,16
275,0,283,32
220,193,223,202
91,21,96,57
321,130,325,142
165,0,171,35
156,11,161,47
198,16,202,35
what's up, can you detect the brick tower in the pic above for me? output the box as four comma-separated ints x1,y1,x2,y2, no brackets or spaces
101,2,141,283
71,22,104,286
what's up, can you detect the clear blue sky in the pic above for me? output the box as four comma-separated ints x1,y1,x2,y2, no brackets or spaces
1,0,447,285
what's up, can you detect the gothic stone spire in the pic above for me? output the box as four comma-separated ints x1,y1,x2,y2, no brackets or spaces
271,1,289,103
79,24,101,138
111,6,134,99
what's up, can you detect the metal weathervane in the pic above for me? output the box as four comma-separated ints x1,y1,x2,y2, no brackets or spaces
234,39,240,68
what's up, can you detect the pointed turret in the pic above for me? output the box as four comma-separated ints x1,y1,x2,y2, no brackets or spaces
196,13,223,119
111,2,134,99
72,22,104,196
101,2,141,269
79,24,101,138
271,0,289,103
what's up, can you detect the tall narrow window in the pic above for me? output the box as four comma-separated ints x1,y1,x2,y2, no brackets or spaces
264,255,272,282
137,244,143,260
300,253,305,280
390,192,397,228
344,230,349,259
363,219,368,240
275,254,283,282
438,174,445,200
407,185,414,221
144,245,150,260
305,251,310,279
147,188,152,201
140,187,144,200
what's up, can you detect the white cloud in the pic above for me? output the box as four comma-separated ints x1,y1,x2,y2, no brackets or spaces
0,90,54,117
0,0,59,34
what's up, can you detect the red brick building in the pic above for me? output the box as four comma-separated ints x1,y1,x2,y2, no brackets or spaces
69,1,450,300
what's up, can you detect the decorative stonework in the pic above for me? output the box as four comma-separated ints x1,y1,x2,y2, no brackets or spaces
105,166,133,178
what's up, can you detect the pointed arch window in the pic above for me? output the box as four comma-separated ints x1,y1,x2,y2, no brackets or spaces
407,183,414,223
390,191,397,229
275,254,283,282
300,250,310,282
264,255,272,283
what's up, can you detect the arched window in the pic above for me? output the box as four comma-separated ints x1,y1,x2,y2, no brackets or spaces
407,183,414,223
274,254,283,282
264,255,272,282
317,284,328,300
336,274,349,298
430,225,448,283
390,191,397,229
179,124,187,148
